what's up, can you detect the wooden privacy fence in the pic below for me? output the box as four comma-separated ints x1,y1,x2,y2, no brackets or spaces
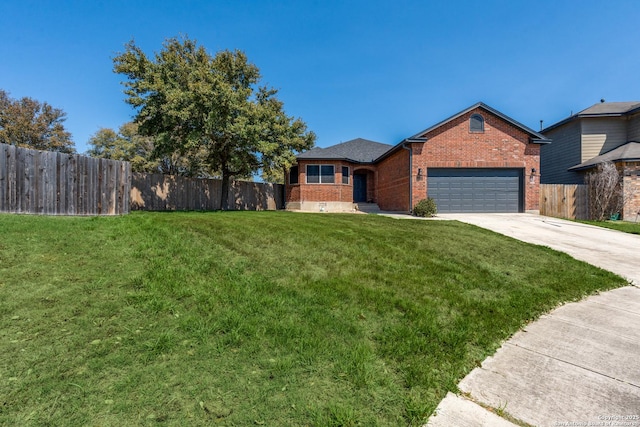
131,173,284,211
0,143,131,215
0,143,283,215
540,184,588,220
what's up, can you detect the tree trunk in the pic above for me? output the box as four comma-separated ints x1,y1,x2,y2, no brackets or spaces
220,171,231,210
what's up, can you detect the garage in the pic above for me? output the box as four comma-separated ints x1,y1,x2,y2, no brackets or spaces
427,168,523,213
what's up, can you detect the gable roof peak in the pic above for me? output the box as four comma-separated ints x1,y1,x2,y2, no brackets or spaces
408,101,550,143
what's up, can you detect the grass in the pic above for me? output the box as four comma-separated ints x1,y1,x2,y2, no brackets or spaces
0,211,626,426
575,219,640,234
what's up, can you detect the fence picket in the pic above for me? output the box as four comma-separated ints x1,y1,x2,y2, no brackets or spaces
130,172,283,212
0,143,131,215
540,184,588,220
0,143,282,215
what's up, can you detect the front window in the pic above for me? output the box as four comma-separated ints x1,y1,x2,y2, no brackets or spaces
470,114,484,132
342,166,349,184
306,164,335,184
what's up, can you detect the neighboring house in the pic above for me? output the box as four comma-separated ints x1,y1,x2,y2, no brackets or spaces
541,101,640,219
286,102,550,213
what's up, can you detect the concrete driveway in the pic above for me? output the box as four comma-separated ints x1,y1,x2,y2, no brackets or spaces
425,214,640,427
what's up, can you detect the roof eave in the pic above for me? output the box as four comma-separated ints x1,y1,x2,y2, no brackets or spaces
542,115,577,133
543,107,640,134
579,113,626,117
568,164,594,171
628,105,640,115
408,102,484,139
543,114,623,134
295,156,375,164
411,102,548,141
373,137,428,162
530,137,552,144
568,157,640,171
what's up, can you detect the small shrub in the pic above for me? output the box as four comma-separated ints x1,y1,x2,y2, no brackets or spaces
413,198,437,217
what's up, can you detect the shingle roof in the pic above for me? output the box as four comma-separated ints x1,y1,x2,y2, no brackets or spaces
577,102,640,116
297,138,392,163
569,142,640,171
543,101,640,133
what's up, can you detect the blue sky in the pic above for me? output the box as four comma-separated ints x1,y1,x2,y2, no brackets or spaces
1,1,639,153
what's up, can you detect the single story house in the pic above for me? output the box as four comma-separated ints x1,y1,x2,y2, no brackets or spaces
541,101,640,219
286,102,550,213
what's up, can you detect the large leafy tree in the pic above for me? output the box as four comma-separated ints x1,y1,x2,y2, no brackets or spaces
113,36,315,209
87,122,195,174
254,87,315,183
0,89,75,153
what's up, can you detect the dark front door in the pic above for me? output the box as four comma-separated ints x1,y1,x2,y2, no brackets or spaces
353,174,367,202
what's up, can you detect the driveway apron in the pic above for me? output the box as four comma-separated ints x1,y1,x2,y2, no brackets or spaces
425,214,640,427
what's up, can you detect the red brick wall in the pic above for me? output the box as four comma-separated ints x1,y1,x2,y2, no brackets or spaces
377,148,410,211
287,181,301,203
285,160,354,204
413,107,541,211
287,107,542,212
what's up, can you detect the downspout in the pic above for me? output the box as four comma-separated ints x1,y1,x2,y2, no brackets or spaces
401,141,413,213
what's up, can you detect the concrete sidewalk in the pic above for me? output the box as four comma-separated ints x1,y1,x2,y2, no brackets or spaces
425,214,640,427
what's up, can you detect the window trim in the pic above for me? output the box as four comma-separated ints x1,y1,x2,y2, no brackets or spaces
306,164,335,184
470,113,485,133
341,166,350,185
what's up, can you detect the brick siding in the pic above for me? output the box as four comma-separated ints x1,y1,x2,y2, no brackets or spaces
376,148,410,211
412,107,541,211
286,160,354,205
287,106,542,212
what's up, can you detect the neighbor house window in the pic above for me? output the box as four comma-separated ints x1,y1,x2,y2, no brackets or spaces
306,164,335,184
470,114,484,132
288,166,299,184
342,166,349,184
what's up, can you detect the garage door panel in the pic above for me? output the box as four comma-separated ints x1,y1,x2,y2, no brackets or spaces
427,168,522,213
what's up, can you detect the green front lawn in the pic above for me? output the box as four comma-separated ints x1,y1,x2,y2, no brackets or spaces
576,219,640,235
0,212,625,426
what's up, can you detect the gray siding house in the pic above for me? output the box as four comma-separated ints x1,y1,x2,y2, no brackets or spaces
541,101,640,184
541,101,640,219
